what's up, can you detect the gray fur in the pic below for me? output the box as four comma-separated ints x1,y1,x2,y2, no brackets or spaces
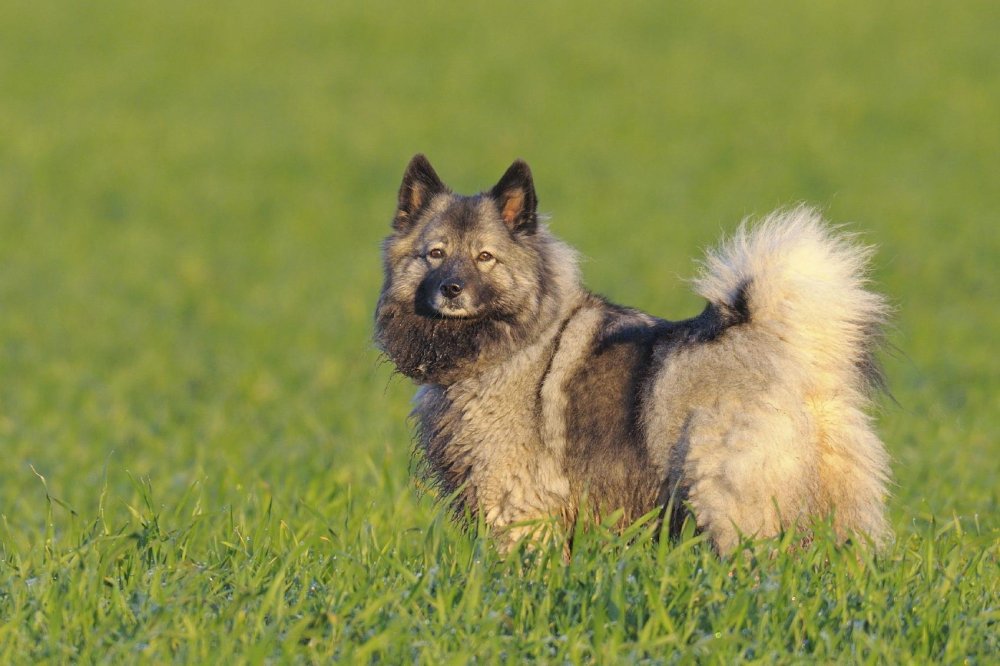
375,155,892,554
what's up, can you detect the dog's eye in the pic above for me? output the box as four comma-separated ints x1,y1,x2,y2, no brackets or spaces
477,251,494,263
428,248,445,259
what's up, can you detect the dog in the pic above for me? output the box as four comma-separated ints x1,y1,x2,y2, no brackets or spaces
375,154,891,554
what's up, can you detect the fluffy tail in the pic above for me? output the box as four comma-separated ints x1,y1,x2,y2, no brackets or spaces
692,206,892,546
694,206,889,395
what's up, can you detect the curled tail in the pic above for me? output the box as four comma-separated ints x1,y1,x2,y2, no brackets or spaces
685,206,892,548
694,206,889,397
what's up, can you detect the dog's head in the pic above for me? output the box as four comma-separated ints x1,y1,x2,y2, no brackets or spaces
375,154,564,383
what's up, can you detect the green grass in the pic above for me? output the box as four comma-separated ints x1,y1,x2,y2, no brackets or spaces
1,0,997,662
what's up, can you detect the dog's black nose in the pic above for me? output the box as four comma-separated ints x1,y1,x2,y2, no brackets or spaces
440,281,464,298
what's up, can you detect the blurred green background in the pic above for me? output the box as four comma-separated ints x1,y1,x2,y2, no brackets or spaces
3,0,995,523
0,0,997,658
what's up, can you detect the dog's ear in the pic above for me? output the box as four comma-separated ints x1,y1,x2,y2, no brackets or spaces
395,154,446,231
490,159,537,235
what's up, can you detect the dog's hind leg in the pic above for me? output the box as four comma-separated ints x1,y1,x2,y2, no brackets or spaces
678,389,822,555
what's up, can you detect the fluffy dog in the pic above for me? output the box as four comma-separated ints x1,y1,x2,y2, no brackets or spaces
375,154,891,554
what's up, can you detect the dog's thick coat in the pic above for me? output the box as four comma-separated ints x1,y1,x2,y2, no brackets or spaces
375,155,891,553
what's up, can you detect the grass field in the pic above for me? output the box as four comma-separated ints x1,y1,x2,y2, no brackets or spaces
1,0,997,662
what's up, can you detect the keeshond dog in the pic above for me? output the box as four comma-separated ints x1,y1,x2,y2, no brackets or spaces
375,154,891,554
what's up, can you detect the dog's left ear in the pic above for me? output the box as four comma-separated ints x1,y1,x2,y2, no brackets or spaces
490,160,537,235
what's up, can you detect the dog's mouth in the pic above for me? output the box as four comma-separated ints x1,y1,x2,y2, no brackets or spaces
413,298,486,321
431,305,485,320
416,292,487,320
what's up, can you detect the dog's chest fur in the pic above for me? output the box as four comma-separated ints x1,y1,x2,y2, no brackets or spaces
415,319,570,536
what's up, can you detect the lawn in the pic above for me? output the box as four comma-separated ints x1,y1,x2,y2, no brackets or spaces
0,0,996,662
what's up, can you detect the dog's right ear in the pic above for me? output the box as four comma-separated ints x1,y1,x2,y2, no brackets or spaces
394,154,446,231
489,159,538,235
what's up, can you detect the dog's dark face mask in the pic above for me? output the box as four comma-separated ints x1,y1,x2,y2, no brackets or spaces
374,154,549,384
